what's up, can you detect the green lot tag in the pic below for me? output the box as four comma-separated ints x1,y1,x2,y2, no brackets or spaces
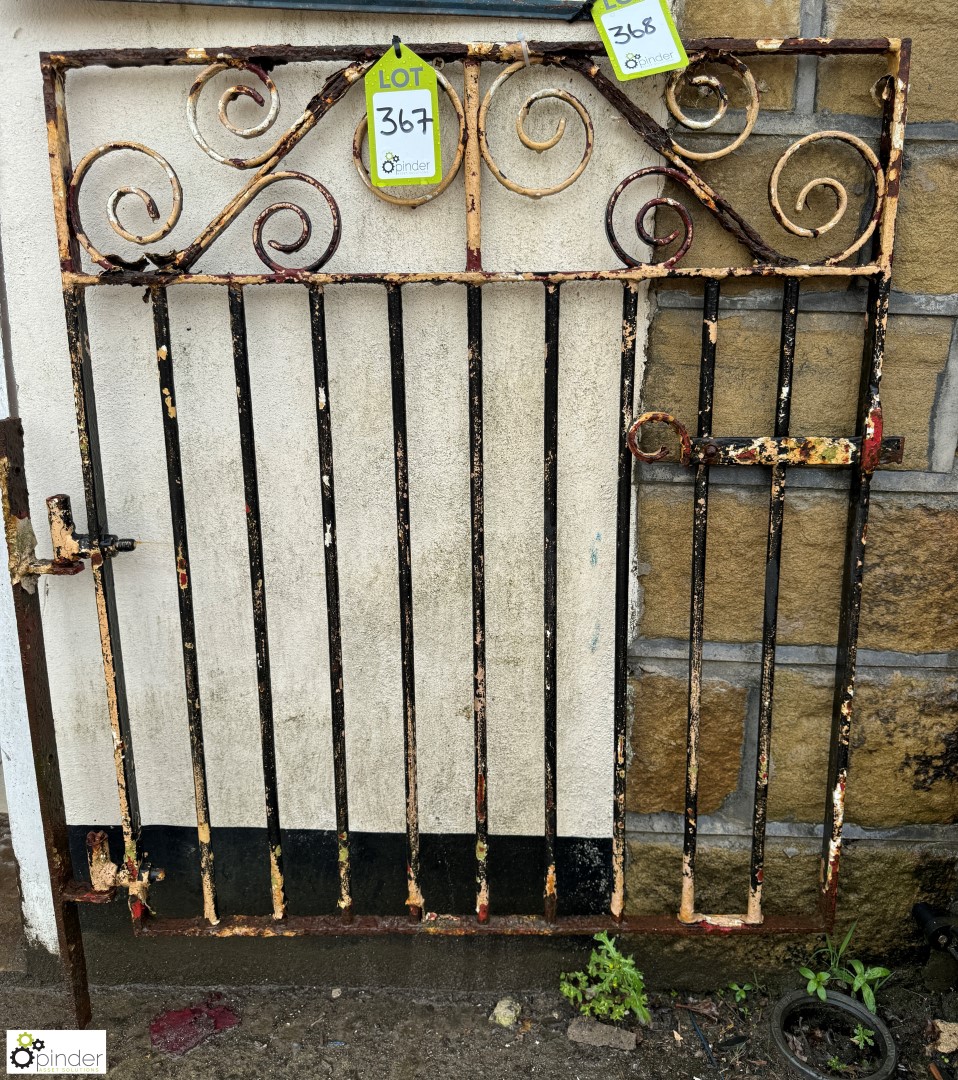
592,0,688,81
365,41,442,187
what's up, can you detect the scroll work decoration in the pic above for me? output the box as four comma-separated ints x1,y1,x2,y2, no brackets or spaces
768,131,886,266
666,54,760,162
69,141,183,271
66,52,888,275
71,61,349,273
186,61,282,169
606,53,886,269
478,60,595,199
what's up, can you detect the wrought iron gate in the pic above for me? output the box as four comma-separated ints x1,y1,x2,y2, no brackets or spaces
4,35,909,1025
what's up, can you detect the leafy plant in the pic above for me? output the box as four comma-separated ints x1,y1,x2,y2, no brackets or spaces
728,982,753,1004
851,1023,875,1050
797,923,892,1014
559,932,650,1024
840,959,891,1014
799,966,831,1001
827,1055,851,1074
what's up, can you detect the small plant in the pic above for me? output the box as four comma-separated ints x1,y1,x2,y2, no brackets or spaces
799,966,831,1000
797,923,892,1014
827,1054,851,1074
841,959,891,1014
851,1023,875,1050
559,932,650,1024
728,982,754,1004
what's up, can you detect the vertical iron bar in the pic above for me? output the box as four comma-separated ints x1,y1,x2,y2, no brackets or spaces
0,419,90,1027
747,277,800,924
463,55,486,921
467,284,489,923
821,276,889,928
679,279,719,925
150,287,218,926
611,283,639,921
386,284,423,921
228,285,285,921
543,283,560,923
308,284,353,918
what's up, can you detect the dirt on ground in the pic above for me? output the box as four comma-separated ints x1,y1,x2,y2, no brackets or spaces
1,966,955,1079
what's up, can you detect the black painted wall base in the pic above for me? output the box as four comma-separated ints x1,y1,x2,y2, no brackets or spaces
68,827,612,919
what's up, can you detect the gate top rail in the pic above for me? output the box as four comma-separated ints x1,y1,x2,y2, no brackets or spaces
42,36,910,284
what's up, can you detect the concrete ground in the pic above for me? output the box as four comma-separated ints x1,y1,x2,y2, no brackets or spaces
1,975,956,1080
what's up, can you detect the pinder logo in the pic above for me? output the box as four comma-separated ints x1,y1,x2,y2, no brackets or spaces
6,1030,106,1074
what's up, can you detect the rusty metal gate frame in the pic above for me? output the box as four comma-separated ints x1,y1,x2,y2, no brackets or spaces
3,35,908,1025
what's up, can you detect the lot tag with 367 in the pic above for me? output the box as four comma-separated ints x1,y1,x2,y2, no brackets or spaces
365,41,442,188
592,0,688,81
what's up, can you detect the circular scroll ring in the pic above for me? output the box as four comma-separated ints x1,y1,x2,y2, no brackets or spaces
352,69,465,208
248,171,342,273
68,141,183,269
606,167,695,269
627,412,692,465
478,59,595,199
666,53,760,162
768,130,885,264
187,61,281,169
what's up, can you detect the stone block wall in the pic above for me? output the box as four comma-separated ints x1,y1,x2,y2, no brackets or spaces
624,0,958,953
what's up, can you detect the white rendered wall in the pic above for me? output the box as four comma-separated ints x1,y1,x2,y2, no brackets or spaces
0,273,60,953
0,0,667,951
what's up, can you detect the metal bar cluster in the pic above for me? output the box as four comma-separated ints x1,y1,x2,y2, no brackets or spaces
21,39,908,999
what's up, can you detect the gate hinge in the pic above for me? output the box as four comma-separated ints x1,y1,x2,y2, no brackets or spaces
4,492,136,592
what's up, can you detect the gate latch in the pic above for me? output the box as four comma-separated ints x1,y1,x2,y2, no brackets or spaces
47,494,136,566
5,492,136,591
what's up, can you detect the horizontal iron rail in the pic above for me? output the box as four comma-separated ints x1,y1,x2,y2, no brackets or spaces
64,266,887,288
132,912,825,938
42,38,903,70
689,435,904,468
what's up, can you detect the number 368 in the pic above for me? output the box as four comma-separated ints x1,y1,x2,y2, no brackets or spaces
608,18,656,43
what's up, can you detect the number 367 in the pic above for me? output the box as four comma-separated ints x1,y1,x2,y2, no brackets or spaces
376,106,432,136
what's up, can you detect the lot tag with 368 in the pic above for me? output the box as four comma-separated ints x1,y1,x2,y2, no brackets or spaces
592,0,689,81
365,41,442,188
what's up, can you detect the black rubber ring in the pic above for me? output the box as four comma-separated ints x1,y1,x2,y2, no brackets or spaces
769,989,897,1080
